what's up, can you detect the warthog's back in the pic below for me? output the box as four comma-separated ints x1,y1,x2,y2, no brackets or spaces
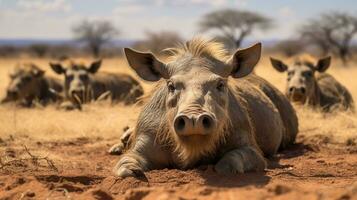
317,73,354,111
91,72,144,104
228,75,298,156
245,75,299,149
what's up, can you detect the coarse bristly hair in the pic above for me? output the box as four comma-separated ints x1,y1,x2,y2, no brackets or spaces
164,37,231,63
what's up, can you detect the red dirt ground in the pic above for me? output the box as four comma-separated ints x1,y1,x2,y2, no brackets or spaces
0,134,356,200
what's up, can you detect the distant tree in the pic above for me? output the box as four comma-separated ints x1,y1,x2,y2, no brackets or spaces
299,12,357,63
72,20,119,57
133,31,183,54
28,44,50,58
198,9,272,49
274,39,305,57
0,45,20,57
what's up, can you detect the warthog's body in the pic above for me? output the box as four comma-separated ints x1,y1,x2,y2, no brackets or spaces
270,54,354,112
50,60,143,108
1,63,63,107
114,38,298,177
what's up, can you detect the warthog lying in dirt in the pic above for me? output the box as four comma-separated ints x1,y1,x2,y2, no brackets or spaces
50,60,143,109
114,38,298,178
270,54,354,112
1,63,63,107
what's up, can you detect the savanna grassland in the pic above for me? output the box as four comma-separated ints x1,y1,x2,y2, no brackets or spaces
0,55,356,200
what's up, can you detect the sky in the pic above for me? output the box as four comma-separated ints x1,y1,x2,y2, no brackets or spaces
0,0,356,41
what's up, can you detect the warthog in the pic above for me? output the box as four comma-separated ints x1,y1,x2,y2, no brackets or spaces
1,63,63,107
49,60,144,108
114,38,298,178
270,54,354,112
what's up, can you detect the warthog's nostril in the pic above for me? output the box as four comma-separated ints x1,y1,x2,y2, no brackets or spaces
198,114,215,131
301,87,306,94
202,116,212,129
289,87,295,93
176,117,186,131
174,115,190,133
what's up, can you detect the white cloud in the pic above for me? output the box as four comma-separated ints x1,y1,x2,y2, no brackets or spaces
17,0,72,13
112,4,146,16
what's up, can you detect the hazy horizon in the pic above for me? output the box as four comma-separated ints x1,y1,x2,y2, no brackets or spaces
1,0,356,41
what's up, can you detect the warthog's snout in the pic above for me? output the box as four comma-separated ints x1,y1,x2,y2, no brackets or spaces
174,112,216,136
70,89,85,102
288,86,306,101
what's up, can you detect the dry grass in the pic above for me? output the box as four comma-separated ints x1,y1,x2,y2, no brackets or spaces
0,55,356,144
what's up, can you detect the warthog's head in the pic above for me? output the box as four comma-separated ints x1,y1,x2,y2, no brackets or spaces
270,55,331,104
125,38,261,162
3,63,45,102
50,60,102,103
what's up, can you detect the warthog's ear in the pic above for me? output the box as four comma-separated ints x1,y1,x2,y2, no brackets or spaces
315,56,331,72
124,48,169,82
229,43,261,78
50,63,65,74
88,60,102,74
270,57,288,72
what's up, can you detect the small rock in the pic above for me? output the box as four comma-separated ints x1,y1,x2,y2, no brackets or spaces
25,191,35,197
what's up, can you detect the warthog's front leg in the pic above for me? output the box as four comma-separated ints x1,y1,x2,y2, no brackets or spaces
108,126,133,155
114,151,149,178
215,146,266,174
114,134,171,178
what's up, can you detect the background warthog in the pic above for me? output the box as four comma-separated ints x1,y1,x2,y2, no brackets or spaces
49,60,144,108
1,63,63,107
114,38,298,178
270,54,354,112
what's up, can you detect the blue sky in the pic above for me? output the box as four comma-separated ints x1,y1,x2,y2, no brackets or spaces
0,0,356,40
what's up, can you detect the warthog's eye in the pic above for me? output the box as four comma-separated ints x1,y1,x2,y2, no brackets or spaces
216,80,226,92
304,71,313,78
67,75,74,82
167,81,175,93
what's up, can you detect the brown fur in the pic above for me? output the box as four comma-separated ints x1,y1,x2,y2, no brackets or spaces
1,63,63,107
270,54,354,112
114,38,298,177
50,60,144,106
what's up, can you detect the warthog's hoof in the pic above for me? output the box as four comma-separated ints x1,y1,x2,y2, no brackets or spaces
108,143,125,155
214,160,244,175
115,165,145,178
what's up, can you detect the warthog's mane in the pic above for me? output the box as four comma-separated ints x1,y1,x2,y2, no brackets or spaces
290,53,317,69
165,37,231,63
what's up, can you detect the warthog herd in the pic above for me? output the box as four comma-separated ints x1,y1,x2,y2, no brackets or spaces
1,37,354,177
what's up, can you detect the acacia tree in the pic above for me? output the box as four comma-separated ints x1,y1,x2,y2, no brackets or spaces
198,9,272,49
274,39,305,57
28,44,50,58
300,12,357,63
72,20,119,57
